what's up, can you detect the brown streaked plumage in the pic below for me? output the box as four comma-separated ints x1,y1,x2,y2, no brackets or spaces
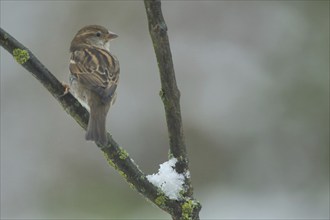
69,25,119,145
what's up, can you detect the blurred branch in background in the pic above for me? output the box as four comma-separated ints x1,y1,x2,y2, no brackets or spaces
0,0,201,219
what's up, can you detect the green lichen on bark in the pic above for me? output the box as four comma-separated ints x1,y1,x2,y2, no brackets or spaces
103,151,116,168
155,193,167,207
181,199,198,220
118,147,129,160
13,48,30,64
159,89,165,101
118,170,127,179
102,151,127,179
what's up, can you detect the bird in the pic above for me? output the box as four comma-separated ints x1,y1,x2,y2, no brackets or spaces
69,25,119,145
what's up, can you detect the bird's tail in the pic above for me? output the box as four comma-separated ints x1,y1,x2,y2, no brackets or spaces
85,104,108,145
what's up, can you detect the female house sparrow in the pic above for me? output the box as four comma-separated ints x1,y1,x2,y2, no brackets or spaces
69,25,119,145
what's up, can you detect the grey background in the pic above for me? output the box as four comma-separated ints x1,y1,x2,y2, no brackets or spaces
1,1,329,219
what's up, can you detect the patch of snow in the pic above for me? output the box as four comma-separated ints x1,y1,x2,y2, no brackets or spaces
146,158,186,200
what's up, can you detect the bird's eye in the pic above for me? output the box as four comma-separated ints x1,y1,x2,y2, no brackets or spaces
96,32,101,37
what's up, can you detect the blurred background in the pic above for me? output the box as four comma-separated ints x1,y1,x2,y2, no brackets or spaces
1,1,329,219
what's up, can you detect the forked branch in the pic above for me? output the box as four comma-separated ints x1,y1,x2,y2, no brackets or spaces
0,1,201,218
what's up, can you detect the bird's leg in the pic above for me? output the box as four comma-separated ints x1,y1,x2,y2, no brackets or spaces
58,82,70,98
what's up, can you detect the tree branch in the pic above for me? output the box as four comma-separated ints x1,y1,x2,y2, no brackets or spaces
1,2,201,218
144,0,201,219
144,0,189,187
144,0,186,167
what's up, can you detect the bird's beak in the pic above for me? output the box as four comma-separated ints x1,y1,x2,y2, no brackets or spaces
107,31,118,40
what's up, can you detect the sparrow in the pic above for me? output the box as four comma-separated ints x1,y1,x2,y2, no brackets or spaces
69,25,119,145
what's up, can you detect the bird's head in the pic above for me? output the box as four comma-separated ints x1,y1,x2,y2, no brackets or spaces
70,25,118,52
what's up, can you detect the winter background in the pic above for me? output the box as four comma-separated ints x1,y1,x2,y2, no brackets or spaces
1,1,329,219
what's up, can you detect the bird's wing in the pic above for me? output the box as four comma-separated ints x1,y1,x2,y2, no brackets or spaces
69,47,119,104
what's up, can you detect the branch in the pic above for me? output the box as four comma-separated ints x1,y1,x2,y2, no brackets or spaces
144,0,201,219
1,2,201,217
144,0,189,187
0,27,172,216
144,0,186,164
